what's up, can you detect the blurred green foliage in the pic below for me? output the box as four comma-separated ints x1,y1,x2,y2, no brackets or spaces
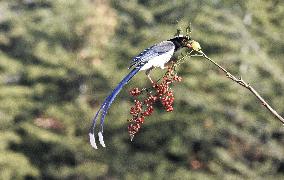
0,0,283,179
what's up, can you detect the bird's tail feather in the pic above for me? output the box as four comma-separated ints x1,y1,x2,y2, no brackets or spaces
89,67,140,149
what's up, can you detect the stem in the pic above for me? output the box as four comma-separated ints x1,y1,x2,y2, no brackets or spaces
198,51,284,125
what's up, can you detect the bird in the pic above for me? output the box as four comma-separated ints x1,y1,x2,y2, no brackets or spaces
89,34,202,149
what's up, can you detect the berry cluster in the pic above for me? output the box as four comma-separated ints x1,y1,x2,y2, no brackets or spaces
128,65,182,140
129,87,141,96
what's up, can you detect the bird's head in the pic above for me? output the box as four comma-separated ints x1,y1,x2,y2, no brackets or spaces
169,35,191,50
169,35,202,52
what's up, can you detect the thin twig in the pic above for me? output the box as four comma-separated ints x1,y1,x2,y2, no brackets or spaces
198,51,284,125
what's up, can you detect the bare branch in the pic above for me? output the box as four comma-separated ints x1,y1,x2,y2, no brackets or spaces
198,51,284,125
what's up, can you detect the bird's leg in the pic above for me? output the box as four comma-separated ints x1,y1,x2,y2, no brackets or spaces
145,67,154,84
147,74,153,84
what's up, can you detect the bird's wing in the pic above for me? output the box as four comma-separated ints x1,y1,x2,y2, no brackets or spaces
129,41,175,69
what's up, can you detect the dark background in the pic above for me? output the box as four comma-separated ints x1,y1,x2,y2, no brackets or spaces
0,0,283,179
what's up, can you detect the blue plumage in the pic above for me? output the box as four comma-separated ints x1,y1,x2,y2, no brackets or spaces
89,36,190,149
99,68,140,132
130,46,152,65
89,67,141,148
129,41,175,69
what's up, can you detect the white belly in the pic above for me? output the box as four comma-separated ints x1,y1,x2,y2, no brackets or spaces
140,49,174,71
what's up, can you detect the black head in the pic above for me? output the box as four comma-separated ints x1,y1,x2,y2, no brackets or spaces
168,35,191,51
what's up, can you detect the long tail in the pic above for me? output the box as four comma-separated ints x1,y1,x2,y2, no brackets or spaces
89,67,141,149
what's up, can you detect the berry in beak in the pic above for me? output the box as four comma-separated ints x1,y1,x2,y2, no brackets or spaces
187,40,202,52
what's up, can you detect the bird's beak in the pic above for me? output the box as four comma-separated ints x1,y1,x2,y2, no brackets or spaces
186,43,192,48
188,41,202,52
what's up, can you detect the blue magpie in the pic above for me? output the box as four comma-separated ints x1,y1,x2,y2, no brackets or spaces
89,35,201,149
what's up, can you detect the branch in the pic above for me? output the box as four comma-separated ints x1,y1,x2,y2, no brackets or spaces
197,51,284,125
